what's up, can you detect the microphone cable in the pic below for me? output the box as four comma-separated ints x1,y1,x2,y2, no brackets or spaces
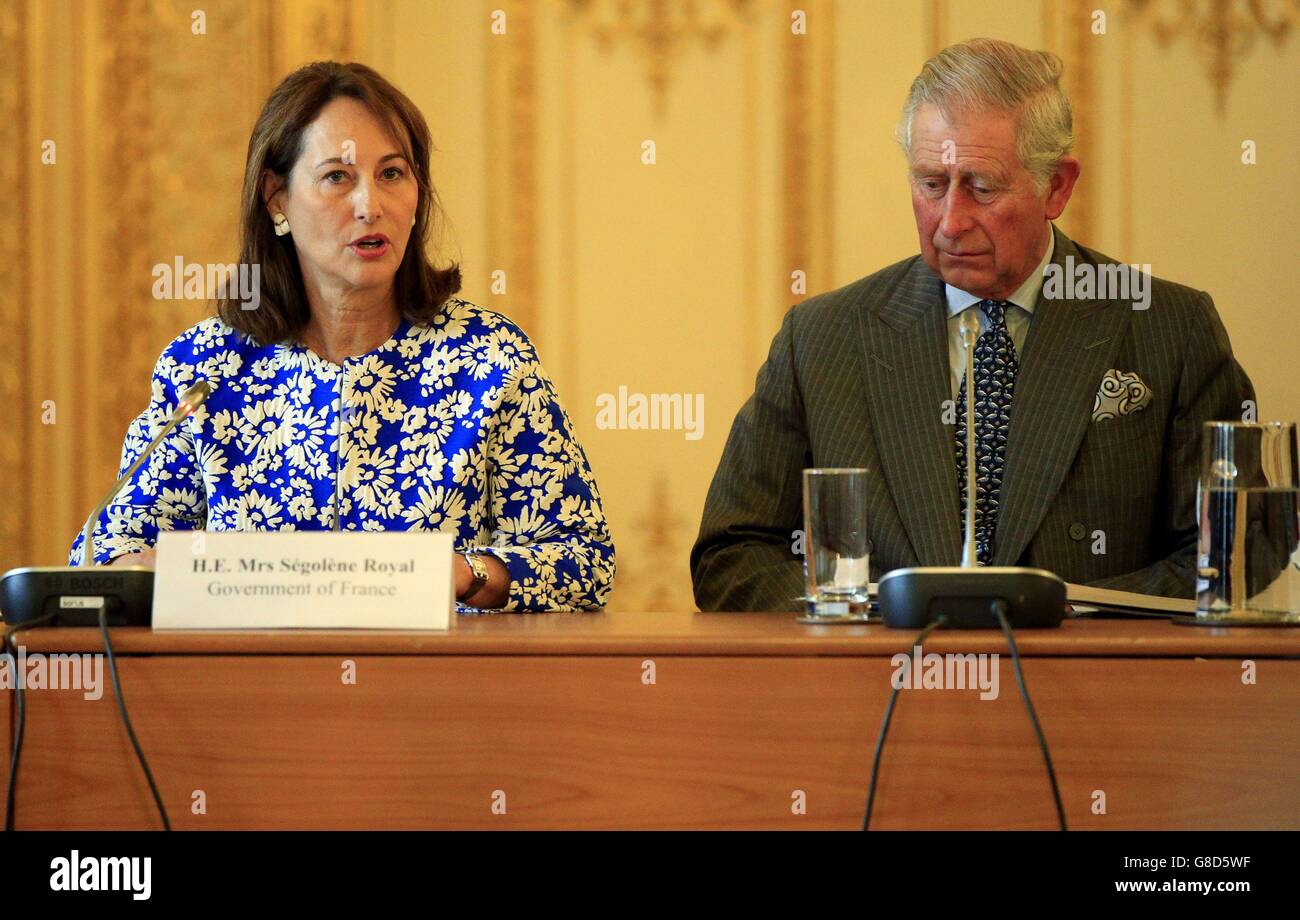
98,606,171,830
991,599,1067,831
863,602,1068,830
862,616,946,830
4,612,56,831
5,610,171,831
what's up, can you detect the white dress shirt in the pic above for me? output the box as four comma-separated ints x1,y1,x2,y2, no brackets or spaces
944,230,1055,398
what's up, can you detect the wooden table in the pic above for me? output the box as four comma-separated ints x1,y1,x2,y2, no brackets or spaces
3,612,1298,829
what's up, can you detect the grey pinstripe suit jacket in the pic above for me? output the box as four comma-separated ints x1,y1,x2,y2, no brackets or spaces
691,226,1255,610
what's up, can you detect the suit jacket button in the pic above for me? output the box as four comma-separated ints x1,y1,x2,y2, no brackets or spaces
1069,522,1087,541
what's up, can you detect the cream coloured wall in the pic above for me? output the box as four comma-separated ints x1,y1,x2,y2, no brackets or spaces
378,0,800,609
1091,4,1299,421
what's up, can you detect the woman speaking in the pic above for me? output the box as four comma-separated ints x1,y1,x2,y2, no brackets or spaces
68,62,615,612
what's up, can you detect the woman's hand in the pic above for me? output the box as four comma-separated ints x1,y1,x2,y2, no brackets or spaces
454,552,510,608
108,548,158,569
454,554,473,597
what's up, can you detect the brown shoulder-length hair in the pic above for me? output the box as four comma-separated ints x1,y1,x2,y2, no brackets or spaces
218,61,461,345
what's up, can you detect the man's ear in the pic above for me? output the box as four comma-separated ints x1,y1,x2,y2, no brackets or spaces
1044,156,1080,221
261,169,287,219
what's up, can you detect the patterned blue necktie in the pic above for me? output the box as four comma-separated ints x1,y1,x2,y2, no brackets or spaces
954,300,1019,565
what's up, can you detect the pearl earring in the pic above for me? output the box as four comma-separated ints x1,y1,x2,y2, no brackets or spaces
273,213,291,236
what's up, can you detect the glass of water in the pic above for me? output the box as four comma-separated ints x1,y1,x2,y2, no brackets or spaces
1196,421,1300,621
802,468,871,620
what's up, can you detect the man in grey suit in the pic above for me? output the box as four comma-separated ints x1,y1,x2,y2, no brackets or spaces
692,38,1254,611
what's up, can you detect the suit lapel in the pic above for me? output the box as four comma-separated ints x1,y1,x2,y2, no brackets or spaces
991,227,1132,565
857,259,962,566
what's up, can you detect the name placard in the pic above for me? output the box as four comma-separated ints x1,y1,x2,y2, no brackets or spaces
152,531,456,630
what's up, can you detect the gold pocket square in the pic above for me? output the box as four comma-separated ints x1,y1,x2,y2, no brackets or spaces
1092,368,1151,422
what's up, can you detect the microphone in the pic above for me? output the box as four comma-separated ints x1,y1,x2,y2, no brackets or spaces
80,380,212,568
0,380,210,628
878,311,1064,629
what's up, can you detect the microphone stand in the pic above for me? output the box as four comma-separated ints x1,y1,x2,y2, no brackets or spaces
960,311,979,569
877,311,1065,629
81,380,211,567
0,380,211,629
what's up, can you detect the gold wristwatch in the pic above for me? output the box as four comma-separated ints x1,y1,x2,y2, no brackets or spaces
460,552,489,602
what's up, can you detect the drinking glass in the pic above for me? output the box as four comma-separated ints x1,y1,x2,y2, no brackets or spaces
802,468,872,620
1196,421,1300,621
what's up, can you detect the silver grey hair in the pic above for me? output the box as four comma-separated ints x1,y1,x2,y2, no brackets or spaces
897,38,1075,192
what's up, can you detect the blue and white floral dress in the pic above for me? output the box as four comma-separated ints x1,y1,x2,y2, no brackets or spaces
68,298,615,612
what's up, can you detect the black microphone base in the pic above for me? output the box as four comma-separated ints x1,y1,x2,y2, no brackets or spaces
0,566,154,627
878,566,1066,629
